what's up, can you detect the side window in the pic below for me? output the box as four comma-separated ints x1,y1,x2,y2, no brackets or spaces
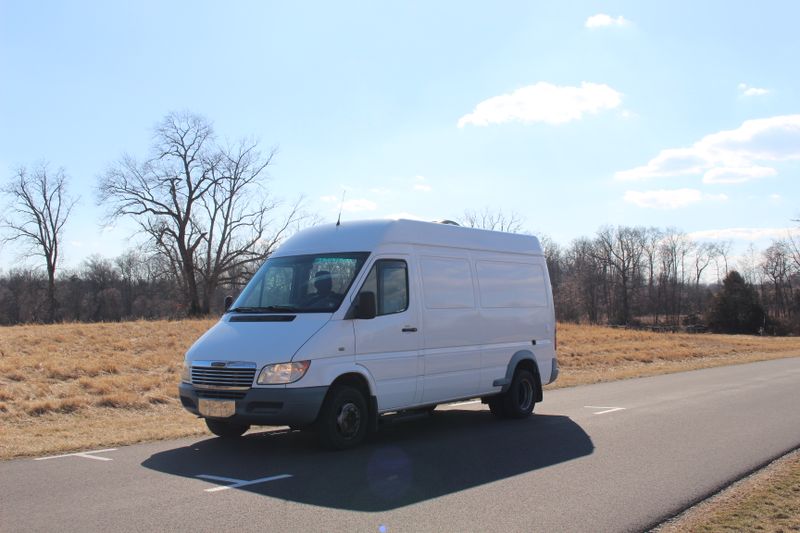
358,259,409,316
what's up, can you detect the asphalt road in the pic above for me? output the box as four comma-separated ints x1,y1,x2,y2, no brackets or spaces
2,357,799,533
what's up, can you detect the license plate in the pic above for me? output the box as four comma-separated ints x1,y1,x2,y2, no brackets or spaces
198,399,236,418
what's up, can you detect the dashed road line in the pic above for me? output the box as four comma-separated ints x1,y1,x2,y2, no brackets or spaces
34,448,118,461
584,406,626,415
196,473,293,493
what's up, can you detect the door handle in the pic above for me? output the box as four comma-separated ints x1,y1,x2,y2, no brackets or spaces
402,327,418,333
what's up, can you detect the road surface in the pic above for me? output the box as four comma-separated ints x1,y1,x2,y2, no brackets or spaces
2,357,799,532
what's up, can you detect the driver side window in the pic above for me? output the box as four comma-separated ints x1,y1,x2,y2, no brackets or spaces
358,259,408,316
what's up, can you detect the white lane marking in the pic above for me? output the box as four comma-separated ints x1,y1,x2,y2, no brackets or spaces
584,406,626,415
34,448,117,461
447,400,481,407
196,473,293,493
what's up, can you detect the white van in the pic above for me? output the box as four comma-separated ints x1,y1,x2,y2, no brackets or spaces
179,219,558,449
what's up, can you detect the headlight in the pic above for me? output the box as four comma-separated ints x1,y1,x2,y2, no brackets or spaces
257,361,310,384
181,361,191,383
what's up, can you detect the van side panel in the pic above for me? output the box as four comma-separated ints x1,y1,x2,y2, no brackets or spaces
417,252,482,403
473,253,555,394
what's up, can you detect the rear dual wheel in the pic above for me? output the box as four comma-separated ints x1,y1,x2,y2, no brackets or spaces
489,369,536,420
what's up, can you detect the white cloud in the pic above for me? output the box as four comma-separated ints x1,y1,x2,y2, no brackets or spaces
457,82,622,127
738,83,770,97
585,14,631,28
319,195,338,203
341,198,377,212
615,114,800,182
623,188,728,209
702,165,777,184
688,227,799,242
412,175,432,192
706,193,730,202
744,88,769,97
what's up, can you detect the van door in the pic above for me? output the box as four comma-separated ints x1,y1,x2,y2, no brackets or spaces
418,255,482,403
353,257,421,411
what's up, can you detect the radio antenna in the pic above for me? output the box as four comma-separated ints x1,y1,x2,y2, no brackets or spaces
336,190,346,226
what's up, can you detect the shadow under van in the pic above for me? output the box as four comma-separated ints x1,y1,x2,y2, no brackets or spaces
141,409,593,512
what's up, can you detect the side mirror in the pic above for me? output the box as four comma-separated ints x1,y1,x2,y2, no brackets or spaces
355,291,376,319
224,295,234,311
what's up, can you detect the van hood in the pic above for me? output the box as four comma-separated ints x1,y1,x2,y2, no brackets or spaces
185,314,331,365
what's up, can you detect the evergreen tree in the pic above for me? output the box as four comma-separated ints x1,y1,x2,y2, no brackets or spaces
707,271,766,334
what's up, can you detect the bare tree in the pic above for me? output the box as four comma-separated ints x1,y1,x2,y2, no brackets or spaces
761,241,794,318
658,229,693,323
708,241,732,282
459,207,525,233
98,111,303,316
196,141,303,310
594,226,646,324
642,227,663,322
1,164,77,322
563,237,605,323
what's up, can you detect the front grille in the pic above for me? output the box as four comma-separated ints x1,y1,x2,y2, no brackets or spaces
191,365,256,389
197,389,248,400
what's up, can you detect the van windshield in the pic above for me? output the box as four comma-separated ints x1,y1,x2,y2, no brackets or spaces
230,252,370,313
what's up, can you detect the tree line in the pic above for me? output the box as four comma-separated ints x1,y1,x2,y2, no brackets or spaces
1,112,798,333
2,218,798,333
540,226,800,334
1,111,307,323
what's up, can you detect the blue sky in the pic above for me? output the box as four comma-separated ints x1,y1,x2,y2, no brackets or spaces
1,0,798,269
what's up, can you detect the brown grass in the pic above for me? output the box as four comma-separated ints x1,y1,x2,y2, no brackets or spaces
0,319,216,458
1,319,799,460
547,323,800,389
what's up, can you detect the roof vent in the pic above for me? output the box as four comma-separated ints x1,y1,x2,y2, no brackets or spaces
434,219,461,226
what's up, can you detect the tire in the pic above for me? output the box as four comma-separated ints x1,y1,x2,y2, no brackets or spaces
205,418,250,438
502,369,537,419
316,385,369,450
487,397,508,419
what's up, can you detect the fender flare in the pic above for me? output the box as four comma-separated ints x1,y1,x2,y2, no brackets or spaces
322,363,380,432
493,350,543,401
311,361,378,397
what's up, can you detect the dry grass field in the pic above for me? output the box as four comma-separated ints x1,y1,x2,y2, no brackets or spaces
0,319,216,459
1,319,799,460
552,322,800,388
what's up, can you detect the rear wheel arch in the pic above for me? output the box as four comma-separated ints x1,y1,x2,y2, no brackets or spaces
502,351,543,403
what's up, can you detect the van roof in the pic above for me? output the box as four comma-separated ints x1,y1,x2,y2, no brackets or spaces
274,219,543,256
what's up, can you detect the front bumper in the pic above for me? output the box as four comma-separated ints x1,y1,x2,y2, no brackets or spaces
179,382,328,427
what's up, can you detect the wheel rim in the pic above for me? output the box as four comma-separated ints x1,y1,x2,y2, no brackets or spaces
336,401,362,439
517,378,533,411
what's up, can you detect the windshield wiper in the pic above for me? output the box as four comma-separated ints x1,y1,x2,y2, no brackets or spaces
229,305,297,313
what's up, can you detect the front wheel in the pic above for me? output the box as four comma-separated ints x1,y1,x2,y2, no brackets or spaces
205,418,250,438
316,385,369,450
